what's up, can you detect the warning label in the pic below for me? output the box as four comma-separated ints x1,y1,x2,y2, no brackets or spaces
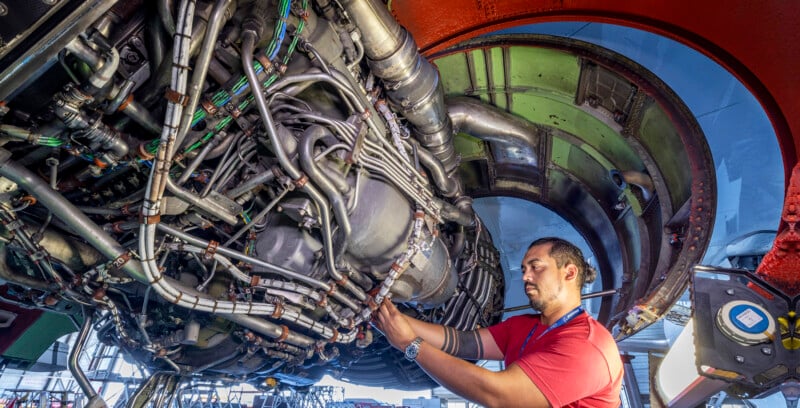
735,308,763,328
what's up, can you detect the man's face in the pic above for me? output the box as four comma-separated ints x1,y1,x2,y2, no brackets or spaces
520,243,566,311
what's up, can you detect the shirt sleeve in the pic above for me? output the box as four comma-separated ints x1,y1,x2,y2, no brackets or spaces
487,314,528,356
487,318,510,353
513,333,613,407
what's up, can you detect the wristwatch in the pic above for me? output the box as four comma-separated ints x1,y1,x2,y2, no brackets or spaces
404,337,424,361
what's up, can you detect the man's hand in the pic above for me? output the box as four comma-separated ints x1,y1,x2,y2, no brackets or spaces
373,299,418,350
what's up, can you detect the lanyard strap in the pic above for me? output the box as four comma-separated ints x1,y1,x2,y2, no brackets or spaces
518,306,584,359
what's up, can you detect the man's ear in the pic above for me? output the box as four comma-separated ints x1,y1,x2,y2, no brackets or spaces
564,263,579,282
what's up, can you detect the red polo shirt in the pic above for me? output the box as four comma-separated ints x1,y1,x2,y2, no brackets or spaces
488,313,624,407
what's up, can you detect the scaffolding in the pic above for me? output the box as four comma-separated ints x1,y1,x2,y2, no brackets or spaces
0,326,350,408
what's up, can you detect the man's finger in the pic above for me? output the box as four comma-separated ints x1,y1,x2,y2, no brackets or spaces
383,306,393,320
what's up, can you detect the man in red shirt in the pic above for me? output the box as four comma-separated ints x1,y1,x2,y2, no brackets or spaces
375,237,624,407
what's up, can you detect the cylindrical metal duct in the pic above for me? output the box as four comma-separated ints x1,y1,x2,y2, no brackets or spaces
340,0,459,191
392,235,457,306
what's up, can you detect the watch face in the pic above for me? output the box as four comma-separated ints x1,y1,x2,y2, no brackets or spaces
405,337,422,360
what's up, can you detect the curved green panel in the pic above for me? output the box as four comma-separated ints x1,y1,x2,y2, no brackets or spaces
507,46,580,96
638,101,693,210
511,93,640,170
436,46,581,108
436,44,643,174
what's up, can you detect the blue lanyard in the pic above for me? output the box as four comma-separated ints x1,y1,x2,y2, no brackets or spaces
518,306,584,359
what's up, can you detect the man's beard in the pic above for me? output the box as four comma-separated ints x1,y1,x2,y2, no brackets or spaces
527,282,562,312
529,298,545,311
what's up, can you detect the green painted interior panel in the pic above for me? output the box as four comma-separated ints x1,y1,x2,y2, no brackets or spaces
437,45,641,171
565,143,611,196
488,47,507,109
436,54,471,93
435,40,690,220
516,95,640,169
3,311,77,361
638,102,692,211
454,132,487,161
487,47,505,88
550,137,572,169
436,46,579,99
506,46,580,96
468,49,488,96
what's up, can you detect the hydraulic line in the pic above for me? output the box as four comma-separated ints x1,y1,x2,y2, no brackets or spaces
156,223,362,312
69,307,108,408
299,125,352,255
169,0,307,157
223,186,289,247
174,0,234,154
242,31,366,303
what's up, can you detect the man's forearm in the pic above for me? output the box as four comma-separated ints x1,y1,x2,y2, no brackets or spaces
412,340,547,408
415,340,499,406
441,326,484,359
406,318,484,359
406,318,447,349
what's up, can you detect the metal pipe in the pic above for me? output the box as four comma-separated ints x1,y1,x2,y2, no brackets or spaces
447,96,540,149
176,131,225,185
223,187,288,247
299,125,352,252
146,10,167,73
498,288,620,314
156,223,323,286
85,47,119,94
64,37,120,97
199,131,243,197
242,33,297,178
221,313,315,348
66,38,161,135
69,307,105,405
433,198,475,227
140,15,209,106
617,339,671,353
338,0,402,60
622,355,646,408
175,0,234,152
158,0,177,35
243,32,366,302
0,149,147,283
65,37,103,68
164,176,239,225
408,139,459,197
0,0,117,100
122,101,163,135
156,223,362,312
224,169,276,199
340,0,458,178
